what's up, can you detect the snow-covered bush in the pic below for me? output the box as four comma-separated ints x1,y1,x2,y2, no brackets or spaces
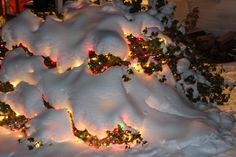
0,1,235,157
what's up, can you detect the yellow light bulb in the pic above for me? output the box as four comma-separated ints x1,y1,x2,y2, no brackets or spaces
0,116,4,121
132,63,143,73
91,57,97,61
73,59,83,68
124,32,129,36
35,143,41,148
11,80,20,87
144,64,149,67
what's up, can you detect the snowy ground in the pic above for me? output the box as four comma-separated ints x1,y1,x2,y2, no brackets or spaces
0,62,234,157
0,2,236,157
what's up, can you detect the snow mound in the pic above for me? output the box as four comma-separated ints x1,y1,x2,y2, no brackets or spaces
0,3,236,157
2,3,162,73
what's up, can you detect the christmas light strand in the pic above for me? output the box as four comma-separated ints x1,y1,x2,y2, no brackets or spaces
0,101,28,132
0,81,14,93
70,112,147,149
88,50,130,74
87,31,233,106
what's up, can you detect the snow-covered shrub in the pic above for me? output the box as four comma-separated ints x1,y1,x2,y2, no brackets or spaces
0,1,235,156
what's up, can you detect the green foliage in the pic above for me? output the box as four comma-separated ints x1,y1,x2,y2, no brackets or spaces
184,7,199,31
0,37,8,59
155,0,168,10
121,0,143,13
0,81,14,93
88,50,130,74
42,95,55,109
128,18,233,106
42,56,57,69
87,24,232,106
161,11,232,106
129,0,142,13
126,32,168,75
0,101,28,131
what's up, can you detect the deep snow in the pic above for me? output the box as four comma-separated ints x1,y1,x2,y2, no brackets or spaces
0,2,236,157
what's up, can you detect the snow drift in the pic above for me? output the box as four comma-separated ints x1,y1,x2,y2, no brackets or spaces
0,2,236,157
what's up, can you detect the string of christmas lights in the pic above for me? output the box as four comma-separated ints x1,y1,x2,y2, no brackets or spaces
0,95,147,150
0,101,28,132
0,37,8,69
0,10,234,151
88,50,130,74
70,112,147,149
0,81,14,93
42,56,57,69
12,43,34,56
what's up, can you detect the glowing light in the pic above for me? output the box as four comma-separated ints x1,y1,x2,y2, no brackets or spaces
68,112,146,149
124,32,129,36
86,68,94,75
11,80,20,87
72,124,146,149
73,59,83,68
51,60,57,66
91,57,97,61
136,34,142,40
0,116,4,121
57,68,63,74
15,112,21,117
161,60,166,64
159,37,167,45
159,38,164,42
128,51,132,56
132,63,143,73
43,46,52,56
137,37,142,41
144,63,150,67
35,141,42,148
119,123,125,130
28,69,34,73
42,95,47,100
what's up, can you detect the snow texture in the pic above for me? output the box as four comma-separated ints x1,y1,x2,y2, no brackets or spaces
0,2,236,157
